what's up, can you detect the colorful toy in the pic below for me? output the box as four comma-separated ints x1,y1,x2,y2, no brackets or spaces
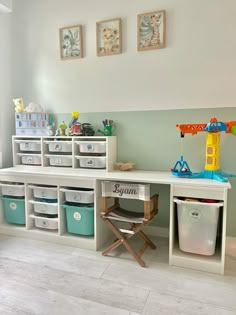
171,117,236,182
59,120,67,136
98,119,115,136
13,98,25,113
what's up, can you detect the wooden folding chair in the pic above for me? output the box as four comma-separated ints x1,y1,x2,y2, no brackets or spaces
101,181,159,267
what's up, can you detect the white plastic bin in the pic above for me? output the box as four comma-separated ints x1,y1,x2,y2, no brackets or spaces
45,155,73,167
32,215,58,230
0,183,25,197
29,185,57,200
15,140,41,152
60,188,94,204
29,200,58,215
45,141,72,153
174,198,223,256
17,153,41,165
76,156,106,169
76,141,106,154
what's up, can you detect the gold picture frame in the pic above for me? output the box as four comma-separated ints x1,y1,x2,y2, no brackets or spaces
59,24,83,60
137,10,166,51
96,18,122,56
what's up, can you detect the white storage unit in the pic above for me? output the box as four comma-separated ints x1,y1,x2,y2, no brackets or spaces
76,156,106,169
174,198,223,256
13,136,117,171
0,182,25,197
60,187,94,204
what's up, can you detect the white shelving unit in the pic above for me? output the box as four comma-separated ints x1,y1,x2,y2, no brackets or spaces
169,184,228,275
12,135,117,171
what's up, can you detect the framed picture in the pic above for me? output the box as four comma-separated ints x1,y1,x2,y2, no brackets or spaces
59,24,83,60
137,10,166,51
96,18,122,56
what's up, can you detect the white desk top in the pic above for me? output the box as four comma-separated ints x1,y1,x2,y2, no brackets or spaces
0,166,231,189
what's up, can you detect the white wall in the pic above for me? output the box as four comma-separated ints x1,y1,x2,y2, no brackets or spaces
0,0,12,12
12,0,236,113
0,12,14,168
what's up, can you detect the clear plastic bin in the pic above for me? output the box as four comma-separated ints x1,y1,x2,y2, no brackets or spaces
175,198,223,256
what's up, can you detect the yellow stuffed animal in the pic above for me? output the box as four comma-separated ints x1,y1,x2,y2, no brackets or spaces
13,98,25,113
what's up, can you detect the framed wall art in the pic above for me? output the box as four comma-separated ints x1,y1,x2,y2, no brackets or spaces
137,10,166,51
96,18,122,56
59,24,83,60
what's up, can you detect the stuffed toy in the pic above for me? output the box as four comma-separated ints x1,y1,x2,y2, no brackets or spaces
25,102,44,113
13,98,25,113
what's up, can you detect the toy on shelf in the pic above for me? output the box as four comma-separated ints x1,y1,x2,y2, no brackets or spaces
13,98,25,113
47,117,55,136
98,119,115,136
68,111,95,136
59,120,67,136
171,117,236,182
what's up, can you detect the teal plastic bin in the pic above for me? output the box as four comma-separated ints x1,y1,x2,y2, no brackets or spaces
61,203,94,236
1,196,25,225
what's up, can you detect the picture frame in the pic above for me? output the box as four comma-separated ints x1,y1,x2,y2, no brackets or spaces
137,10,166,51
59,24,83,60
96,18,122,56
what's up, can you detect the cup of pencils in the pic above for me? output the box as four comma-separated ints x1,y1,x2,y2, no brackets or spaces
98,119,115,136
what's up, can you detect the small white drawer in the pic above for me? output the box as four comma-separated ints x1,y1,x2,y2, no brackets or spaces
76,141,106,154
17,153,41,165
76,156,106,169
28,185,57,200
29,200,58,215
45,141,72,153
32,215,58,230
60,188,94,204
15,140,41,152
45,155,72,167
0,182,25,197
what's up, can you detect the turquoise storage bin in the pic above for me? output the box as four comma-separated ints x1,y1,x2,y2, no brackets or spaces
1,196,25,225
61,203,94,236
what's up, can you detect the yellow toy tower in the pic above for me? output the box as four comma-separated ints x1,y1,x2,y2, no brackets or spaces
205,132,220,171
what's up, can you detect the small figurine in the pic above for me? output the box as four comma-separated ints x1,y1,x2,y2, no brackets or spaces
47,117,55,136
13,98,25,113
59,120,67,136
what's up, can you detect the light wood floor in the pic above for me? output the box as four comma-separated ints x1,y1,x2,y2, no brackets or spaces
0,234,235,315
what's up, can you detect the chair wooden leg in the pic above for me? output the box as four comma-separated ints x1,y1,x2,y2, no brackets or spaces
103,219,146,267
138,230,156,250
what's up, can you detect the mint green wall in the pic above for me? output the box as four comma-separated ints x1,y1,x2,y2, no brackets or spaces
56,107,236,236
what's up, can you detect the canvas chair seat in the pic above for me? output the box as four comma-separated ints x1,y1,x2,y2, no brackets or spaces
101,181,159,267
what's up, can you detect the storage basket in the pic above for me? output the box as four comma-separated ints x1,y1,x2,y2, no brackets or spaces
45,141,72,153
76,156,106,169
45,155,73,167
61,203,94,236
0,183,25,197
29,185,57,200
76,141,106,154
15,140,41,152
1,196,25,225
32,215,58,230
60,188,94,204
29,200,58,215
17,153,42,165
175,198,223,255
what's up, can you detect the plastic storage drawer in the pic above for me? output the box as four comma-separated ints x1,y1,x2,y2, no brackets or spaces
77,156,106,169
29,200,58,215
29,185,57,200
77,141,106,154
33,215,58,230
60,188,94,204
0,183,25,197
45,155,72,167
1,196,25,225
61,203,94,236
15,140,41,152
45,141,72,153
17,153,42,165
175,198,223,256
